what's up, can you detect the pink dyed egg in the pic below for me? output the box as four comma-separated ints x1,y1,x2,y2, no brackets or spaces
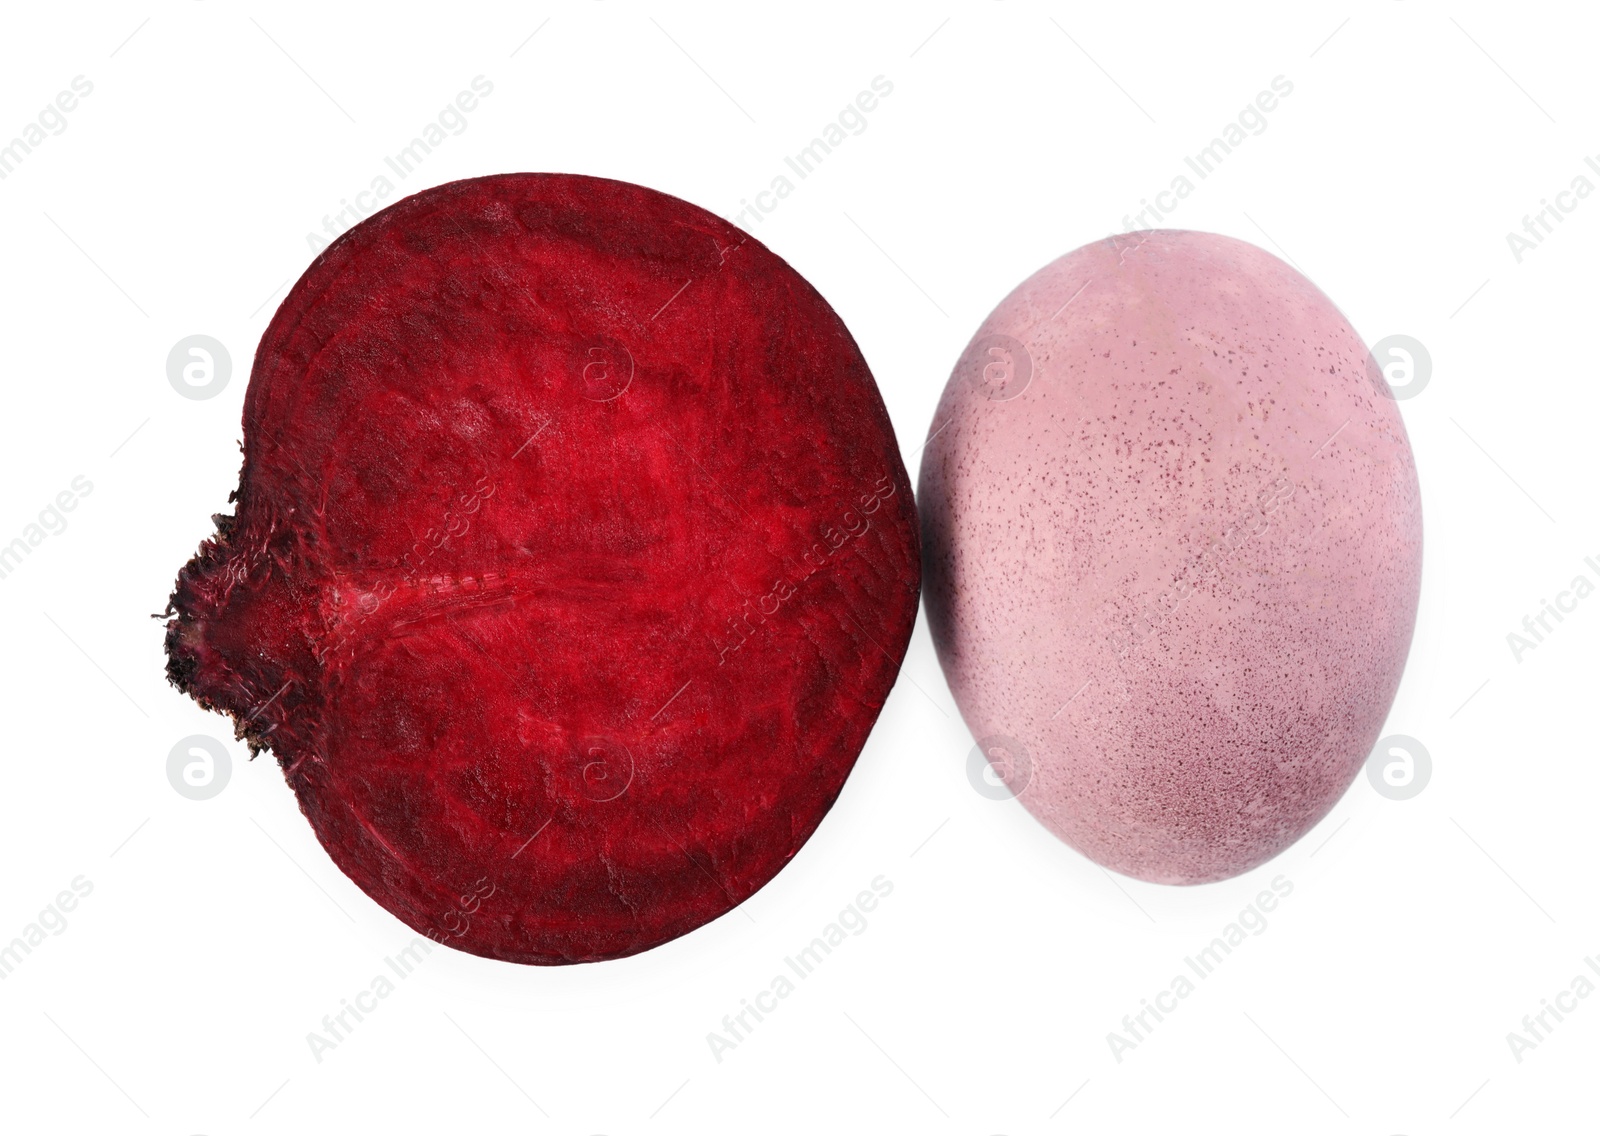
919,230,1422,884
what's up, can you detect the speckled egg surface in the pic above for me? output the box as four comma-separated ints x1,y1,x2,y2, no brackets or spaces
919,229,1422,884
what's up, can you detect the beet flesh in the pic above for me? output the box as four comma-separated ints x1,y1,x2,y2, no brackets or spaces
166,174,919,964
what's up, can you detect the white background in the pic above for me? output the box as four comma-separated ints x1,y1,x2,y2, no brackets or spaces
0,2,1593,1132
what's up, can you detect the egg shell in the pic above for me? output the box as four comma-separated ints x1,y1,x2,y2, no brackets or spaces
919,229,1422,884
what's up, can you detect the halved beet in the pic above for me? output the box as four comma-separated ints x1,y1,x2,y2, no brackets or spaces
165,174,919,964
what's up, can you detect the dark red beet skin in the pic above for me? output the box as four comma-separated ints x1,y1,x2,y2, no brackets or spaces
165,174,919,964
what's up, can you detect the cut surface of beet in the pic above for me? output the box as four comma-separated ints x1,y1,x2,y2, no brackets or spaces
165,173,919,964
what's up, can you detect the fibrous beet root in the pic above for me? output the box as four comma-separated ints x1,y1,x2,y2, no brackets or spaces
165,173,919,964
